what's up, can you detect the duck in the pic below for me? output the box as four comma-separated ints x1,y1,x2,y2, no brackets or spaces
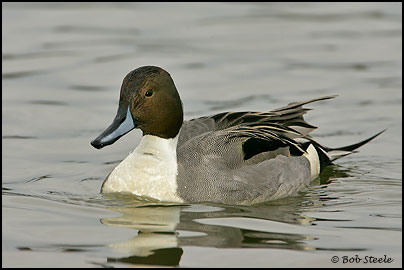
91,66,384,205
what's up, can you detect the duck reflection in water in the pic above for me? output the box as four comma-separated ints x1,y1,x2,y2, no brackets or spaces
99,165,352,268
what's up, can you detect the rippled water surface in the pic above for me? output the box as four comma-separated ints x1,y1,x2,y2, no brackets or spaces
2,2,402,267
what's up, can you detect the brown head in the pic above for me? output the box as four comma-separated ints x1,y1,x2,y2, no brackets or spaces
91,66,183,149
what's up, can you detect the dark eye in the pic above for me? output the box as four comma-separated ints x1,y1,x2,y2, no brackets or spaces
145,89,153,97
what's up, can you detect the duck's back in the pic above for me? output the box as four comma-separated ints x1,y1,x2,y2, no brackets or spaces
175,100,329,204
176,128,311,204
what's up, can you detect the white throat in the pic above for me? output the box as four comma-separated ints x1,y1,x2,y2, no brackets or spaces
101,134,183,202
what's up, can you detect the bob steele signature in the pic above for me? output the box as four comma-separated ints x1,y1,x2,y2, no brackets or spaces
331,255,394,264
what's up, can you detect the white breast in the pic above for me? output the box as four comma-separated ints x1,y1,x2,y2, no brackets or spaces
101,134,183,202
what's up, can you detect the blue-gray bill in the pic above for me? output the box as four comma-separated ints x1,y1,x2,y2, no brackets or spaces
91,106,137,149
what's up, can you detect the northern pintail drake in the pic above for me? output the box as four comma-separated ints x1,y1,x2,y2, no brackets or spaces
91,66,384,205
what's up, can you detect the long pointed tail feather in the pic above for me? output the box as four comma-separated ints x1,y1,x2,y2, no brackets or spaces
326,129,386,161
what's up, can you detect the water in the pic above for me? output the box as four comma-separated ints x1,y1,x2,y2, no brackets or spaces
2,2,402,267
